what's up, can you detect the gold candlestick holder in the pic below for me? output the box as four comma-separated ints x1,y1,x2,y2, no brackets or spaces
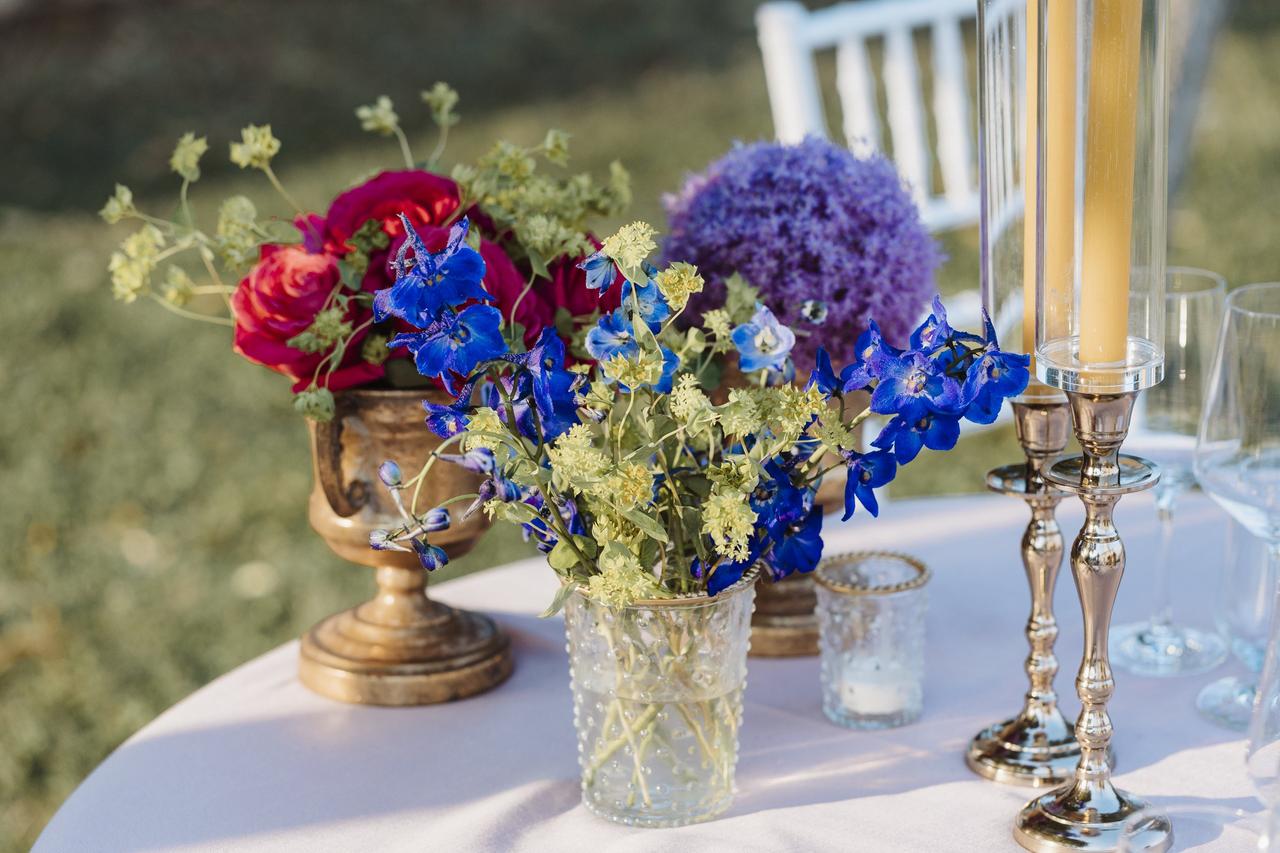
967,392,1084,787
1014,391,1170,852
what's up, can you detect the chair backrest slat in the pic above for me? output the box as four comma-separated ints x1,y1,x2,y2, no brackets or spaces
882,25,931,207
834,37,880,156
931,14,973,209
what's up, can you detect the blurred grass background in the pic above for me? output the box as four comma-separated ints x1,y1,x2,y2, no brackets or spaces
1,0,1277,848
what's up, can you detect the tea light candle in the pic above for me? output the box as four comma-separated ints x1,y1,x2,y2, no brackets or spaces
840,660,919,716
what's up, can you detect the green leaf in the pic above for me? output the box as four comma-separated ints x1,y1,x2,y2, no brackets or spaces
527,249,551,279
503,321,527,352
547,539,581,572
619,507,670,544
572,535,599,559
539,581,579,618
724,272,760,323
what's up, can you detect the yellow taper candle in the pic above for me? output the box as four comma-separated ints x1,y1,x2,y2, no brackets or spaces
1043,0,1076,346
1020,0,1040,355
1080,0,1144,364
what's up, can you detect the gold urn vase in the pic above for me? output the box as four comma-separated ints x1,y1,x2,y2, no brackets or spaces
298,387,513,705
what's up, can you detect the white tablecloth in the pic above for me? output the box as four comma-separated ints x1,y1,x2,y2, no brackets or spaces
35,493,1253,852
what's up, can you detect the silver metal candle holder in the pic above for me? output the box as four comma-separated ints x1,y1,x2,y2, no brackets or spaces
1014,390,1169,853
967,392,1084,787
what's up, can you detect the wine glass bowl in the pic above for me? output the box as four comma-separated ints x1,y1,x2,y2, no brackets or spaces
1192,282,1280,807
1112,268,1228,677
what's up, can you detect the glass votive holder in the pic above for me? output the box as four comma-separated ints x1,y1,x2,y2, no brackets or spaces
815,552,930,730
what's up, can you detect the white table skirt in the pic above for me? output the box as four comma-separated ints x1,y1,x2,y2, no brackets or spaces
35,492,1254,852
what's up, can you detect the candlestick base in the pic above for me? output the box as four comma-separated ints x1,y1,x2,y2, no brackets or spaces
966,718,1083,787
1014,787,1169,852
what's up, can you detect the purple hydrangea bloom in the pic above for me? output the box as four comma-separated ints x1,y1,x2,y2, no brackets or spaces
662,137,942,375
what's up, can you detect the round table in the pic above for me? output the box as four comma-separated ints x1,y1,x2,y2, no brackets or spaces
35,493,1255,852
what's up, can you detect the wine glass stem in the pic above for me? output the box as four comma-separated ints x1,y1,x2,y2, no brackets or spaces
1149,490,1179,633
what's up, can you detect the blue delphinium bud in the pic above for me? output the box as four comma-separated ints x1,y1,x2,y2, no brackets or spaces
369,529,394,550
378,460,403,488
423,507,451,532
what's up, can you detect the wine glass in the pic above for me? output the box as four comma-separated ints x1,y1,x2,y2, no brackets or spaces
1193,283,1280,816
1198,518,1277,729
1114,268,1228,676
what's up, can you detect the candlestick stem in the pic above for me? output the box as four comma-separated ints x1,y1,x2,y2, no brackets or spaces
1014,391,1170,853
968,395,1083,786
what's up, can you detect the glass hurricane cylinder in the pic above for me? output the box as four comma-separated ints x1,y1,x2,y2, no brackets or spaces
1031,0,1170,395
564,570,758,827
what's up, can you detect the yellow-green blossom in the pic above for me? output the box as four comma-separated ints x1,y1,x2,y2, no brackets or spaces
765,384,829,444
515,213,578,258
421,82,460,127
462,407,506,451
293,386,335,422
215,195,260,269
703,308,734,353
99,184,136,224
170,133,208,182
702,492,757,563
485,140,535,181
541,128,570,166
594,463,654,508
812,418,856,453
287,307,352,354
670,374,717,436
162,266,195,306
655,262,704,312
602,350,664,390
586,548,666,607
601,221,656,276
706,456,759,494
546,423,610,492
361,333,390,366
356,96,400,136
229,124,281,170
719,388,761,437
107,225,165,303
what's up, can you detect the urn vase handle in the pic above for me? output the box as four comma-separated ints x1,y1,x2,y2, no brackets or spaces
311,400,369,519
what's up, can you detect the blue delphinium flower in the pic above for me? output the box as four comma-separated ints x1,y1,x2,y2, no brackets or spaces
732,304,795,373
620,277,671,331
585,308,639,363
842,450,897,520
869,350,963,422
842,320,901,392
909,295,983,352
514,328,580,441
373,216,490,325
702,541,765,596
769,505,824,578
961,313,1031,424
388,304,506,391
872,411,962,464
577,251,619,295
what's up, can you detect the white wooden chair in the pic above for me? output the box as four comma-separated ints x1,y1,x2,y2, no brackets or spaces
757,0,981,234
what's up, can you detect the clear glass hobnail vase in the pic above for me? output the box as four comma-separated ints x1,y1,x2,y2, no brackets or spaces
563,569,758,828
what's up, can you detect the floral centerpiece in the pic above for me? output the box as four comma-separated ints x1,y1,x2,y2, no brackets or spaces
97,87,633,706
369,210,1028,823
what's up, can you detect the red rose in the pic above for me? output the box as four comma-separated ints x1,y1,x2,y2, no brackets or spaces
321,170,460,255
231,245,382,392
